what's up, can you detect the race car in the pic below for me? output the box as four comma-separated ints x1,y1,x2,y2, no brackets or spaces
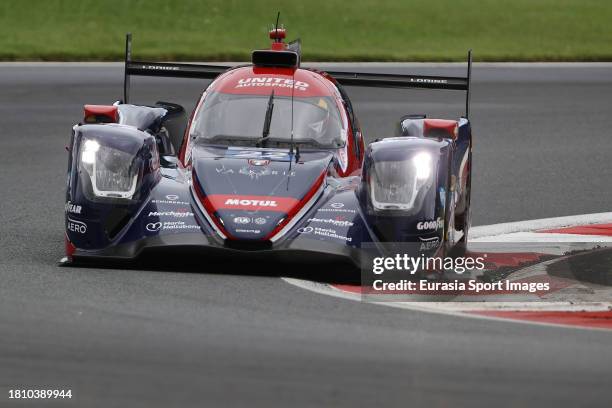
63,25,473,268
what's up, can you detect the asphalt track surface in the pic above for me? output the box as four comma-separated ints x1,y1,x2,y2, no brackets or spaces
1,63,611,407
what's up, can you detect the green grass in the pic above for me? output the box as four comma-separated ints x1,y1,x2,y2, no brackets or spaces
1,0,611,61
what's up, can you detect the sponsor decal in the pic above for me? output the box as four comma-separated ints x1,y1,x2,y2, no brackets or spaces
65,201,82,215
146,221,200,232
232,216,267,225
410,77,448,84
149,211,194,218
142,64,179,71
273,169,295,177
225,199,277,208
146,222,162,232
297,226,352,242
152,194,190,205
330,202,344,209
317,208,357,214
307,217,354,228
217,163,295,179
235,228,261,234
417,218,444,231
152,199,190,205
205,194,298,212
234,216,251,224
239,166,271,180
67,217,87,234
239,166,296,179
235,77,309,91
418,236,440,251
216,165,234,175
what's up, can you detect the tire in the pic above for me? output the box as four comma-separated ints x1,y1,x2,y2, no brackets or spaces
453,151,472,255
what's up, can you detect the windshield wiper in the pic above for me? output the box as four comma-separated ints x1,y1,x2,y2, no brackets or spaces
257,90,275,148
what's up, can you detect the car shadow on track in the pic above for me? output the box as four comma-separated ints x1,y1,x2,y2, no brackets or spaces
64,250,361,285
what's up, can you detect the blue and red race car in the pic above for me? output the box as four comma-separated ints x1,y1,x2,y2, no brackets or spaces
63,24,473,268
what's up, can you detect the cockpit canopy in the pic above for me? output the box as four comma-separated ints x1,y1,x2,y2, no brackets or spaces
187,66,348,150
190,91,344,149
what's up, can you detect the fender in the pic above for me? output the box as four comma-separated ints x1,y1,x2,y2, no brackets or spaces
359,137,452,246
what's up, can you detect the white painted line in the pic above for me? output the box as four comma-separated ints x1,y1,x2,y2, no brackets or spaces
471,212,612,240
473,231,612,243
282,277,612,332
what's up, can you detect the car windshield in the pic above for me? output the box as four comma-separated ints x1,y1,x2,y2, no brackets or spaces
190,92,345,149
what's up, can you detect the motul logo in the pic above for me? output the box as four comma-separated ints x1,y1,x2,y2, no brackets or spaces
225,198,278,207
204,194,298,212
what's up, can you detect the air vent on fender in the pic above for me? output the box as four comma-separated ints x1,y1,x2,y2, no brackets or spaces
84,105,118,124
423,119,458,140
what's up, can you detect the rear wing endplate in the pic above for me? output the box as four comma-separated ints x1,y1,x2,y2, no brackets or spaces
123,34,231,104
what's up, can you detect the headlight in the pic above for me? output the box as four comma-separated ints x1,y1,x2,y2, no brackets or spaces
369,151,435,211
80,136,141,199
412,152,432,180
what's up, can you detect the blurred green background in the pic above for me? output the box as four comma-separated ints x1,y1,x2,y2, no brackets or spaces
1,0,611,61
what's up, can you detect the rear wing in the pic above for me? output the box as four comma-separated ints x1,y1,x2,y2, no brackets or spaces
123,34,473,117
325,56,472,118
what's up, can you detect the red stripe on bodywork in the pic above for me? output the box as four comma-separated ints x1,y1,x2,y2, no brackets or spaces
539,223,612,236
65,235,76,257
192,174,234,239
265,171,327,240
469,310,612,329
